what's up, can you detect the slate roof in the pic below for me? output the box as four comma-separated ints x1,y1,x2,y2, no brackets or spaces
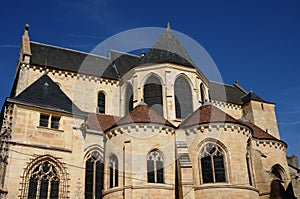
30,42,140,80
86,113,121,132
180,104,243,128
9,74,85,116
208,81,247,105
139,27,195,67
241,91,266,104
109,104,175,130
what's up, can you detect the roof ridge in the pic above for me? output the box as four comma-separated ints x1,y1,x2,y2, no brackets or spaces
31,41,109,60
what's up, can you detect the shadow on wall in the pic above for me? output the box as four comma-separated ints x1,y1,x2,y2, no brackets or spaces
270,180,297,199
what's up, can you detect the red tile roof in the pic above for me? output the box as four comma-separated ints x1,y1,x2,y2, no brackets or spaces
87,113,121,132
180,104,242,128
112,104,175,129
242,121,278,140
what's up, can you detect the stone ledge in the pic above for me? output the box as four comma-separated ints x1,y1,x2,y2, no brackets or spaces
194,183,259,193
8,140,72,153
103,184,175,195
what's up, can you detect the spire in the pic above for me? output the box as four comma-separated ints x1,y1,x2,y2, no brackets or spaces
21,23,32,64
139,22,195,67
167,21,171,30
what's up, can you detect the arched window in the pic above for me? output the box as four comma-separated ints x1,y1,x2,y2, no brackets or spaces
125,84,133,114
200,83,206,104
20,155,68,199
27,161,60,199
97,92,105,114
143,75,163,116
200,143,226,183
85,151,103,199
109,154,118,188
147,150,164,183
174,76,193,119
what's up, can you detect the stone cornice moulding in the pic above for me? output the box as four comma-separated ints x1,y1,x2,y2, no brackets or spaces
211,100,242,110
20,63,118,85
184,123,252,138
106,124,175,140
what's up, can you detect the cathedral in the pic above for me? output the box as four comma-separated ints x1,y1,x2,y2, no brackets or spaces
0,24,299,199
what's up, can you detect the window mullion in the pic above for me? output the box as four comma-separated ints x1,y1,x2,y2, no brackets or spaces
48,115,52,128
211,156,216,183
47,179,51,199
93,161,96,199
36,179,41,198
154,157,157,183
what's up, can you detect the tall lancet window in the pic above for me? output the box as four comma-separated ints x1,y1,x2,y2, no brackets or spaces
174,76,192,119
200,83,206,104
97,92,105,114
143,76,163,116
200,143,226,183
147,150,164,183
85,151,103,199
109,154,118,188
125,84,133,114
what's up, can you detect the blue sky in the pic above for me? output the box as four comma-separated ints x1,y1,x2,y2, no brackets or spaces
0,0,299,159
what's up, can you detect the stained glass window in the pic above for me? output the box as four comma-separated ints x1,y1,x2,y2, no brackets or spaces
200,143,226,183
85,151,103,199
125,84,133,114
27,161,60,199
147,150,164,183
143,76,163,116
109,154,118,188
97,92,105,114
174,76,192,119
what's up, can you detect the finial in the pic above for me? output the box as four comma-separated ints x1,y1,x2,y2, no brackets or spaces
167,21,171,30
25,24,29,31
234,80,238,84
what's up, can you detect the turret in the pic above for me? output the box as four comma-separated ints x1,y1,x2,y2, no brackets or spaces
242,91,280,139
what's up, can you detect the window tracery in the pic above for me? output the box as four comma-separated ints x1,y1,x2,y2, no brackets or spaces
200,143,226,183
147,150,164,183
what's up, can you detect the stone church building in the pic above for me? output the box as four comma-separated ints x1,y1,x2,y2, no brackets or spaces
0,24,299,198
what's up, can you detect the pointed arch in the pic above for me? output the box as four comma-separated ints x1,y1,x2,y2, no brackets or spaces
143,75,163,116
174,75,193,119
20,155,69,199
125,83,133,114
200,83,206,104
147,149,164,183
85,150,104,199
109,154,119,188
199,142,227,184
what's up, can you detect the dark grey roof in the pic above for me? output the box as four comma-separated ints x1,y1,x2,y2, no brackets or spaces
209,82,247,105
30,42,140,80
139,27,195,67
241,92,266,104
10,74,86,116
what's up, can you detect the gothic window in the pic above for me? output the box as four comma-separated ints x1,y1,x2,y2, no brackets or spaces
109,154,118,188
85,151,103,199
143,76,163,116
174,76,193,119
27,161,60,199
147,150,164,183
200,143,226,183
125,84,133,114
200,83,206,104
97,92,105,114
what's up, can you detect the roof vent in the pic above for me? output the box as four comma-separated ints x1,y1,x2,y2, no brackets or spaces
202,99,210,106
138,101,147,106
